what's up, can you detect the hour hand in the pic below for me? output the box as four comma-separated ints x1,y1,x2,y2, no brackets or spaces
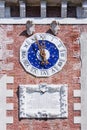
40,49,48,65
34,36,49,65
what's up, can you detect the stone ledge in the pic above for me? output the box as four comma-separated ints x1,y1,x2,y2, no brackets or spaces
73,90,81,97
6,90,13,97
6,117,13,124
74,103,81,110
6,103,14,110
0,18,87,24
74,116,81,124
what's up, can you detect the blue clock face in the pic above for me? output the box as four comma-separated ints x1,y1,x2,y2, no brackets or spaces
28,40,59,69
20,33,67,77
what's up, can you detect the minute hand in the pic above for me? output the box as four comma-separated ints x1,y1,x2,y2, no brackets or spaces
35,37,49,65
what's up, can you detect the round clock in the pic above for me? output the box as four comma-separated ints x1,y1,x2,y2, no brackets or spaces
20,33,67,77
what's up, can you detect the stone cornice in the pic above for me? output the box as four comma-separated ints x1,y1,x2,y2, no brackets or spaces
0,17,87,24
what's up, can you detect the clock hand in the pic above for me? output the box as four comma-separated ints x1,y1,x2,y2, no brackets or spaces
40,48,49,65
40,36,49,65
34,36,49,65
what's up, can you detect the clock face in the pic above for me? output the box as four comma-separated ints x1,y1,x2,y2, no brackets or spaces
20,33,67,77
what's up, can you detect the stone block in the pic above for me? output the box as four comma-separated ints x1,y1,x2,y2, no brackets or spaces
74,103,81,110
6,90,13,97
5,6,11,18
6,103,14,110
73,90,81,97
61,0,67,18
6,117,13,124
76,7,82,18
0,1,5,18
19,1,26,17
40,0,46,18
5,38,14,44
74,116,81,124
82,1,87,18
2,63,14,71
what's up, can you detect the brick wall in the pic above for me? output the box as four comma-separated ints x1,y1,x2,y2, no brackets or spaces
0,24,81,130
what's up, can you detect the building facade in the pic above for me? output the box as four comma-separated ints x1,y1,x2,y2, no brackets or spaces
0,0,87,130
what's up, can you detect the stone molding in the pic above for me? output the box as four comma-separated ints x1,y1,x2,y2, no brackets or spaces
0,18,87,24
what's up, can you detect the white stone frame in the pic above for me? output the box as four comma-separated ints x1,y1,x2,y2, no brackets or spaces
20,33,67,77
19,84,68,119
0,18,87,24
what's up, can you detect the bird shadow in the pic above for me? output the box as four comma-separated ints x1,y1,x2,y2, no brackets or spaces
46,29,56,36
19,30,30,37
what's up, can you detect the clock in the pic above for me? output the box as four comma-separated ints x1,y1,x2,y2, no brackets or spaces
20,33,67,77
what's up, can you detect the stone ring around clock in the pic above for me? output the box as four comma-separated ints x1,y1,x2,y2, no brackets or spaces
20,33,67,77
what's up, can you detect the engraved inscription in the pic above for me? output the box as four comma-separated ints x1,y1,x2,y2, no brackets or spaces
51,66,59,74
41,70,49,76
23,60,30,68
21,50,27,59
19,84,68,119
30,67,38,75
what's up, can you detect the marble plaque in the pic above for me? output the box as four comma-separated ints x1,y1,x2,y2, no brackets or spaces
19,84,68,119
